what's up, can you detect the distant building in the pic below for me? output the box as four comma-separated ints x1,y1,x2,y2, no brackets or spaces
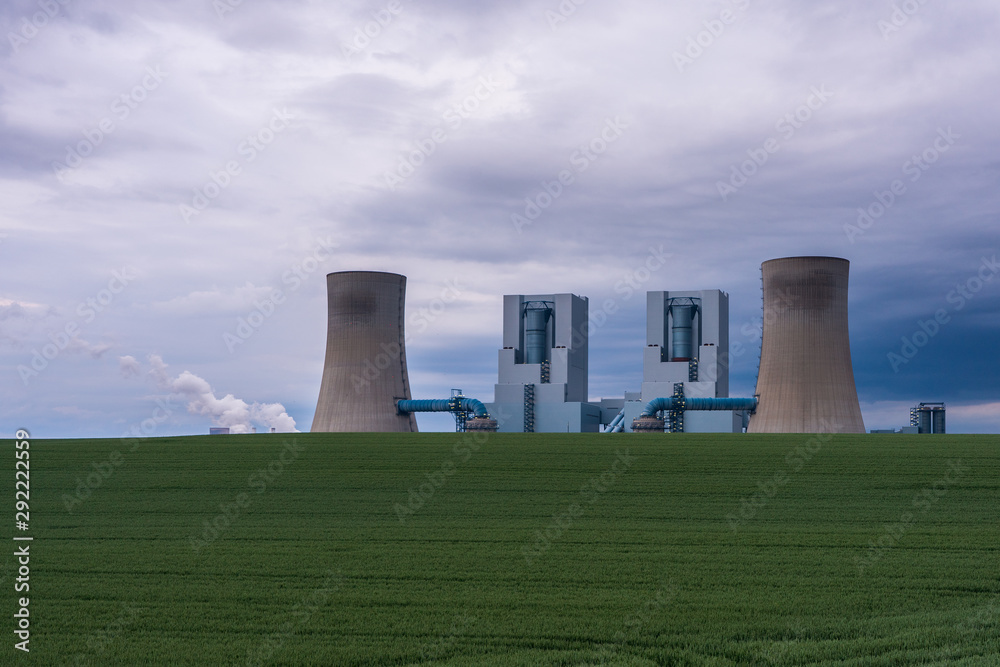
911,402,946,434
486,293,599,432
869,403,945,434
209,427,230,435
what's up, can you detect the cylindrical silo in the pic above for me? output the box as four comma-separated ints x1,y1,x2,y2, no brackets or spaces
931,408,945,434
670,304,695,361
311,271,417,432
747,257,865,434
918,409,932,434
524,305,551,364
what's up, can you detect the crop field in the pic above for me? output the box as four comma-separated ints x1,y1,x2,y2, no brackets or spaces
3,432,999,665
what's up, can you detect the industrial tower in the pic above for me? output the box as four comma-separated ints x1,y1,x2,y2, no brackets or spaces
486,294,601,432
311,271,417,432
748,256,865,433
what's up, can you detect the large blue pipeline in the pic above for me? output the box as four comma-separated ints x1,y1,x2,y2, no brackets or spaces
640,397,758,417
603,409,626,433
397,398,490,419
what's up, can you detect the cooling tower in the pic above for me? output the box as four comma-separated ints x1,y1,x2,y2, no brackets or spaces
747,257,865,434
311,271,417,432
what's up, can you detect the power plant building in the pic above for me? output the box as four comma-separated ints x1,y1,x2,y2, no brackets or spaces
604,289,745,433
307,259,886,436
911,402,946,434
485,294,602,432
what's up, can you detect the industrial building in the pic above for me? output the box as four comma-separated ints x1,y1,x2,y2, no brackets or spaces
479,290,751,433
485,294,601,432
870,402,946,434
911,402,946,433
309,257,882,435
598,290,749,433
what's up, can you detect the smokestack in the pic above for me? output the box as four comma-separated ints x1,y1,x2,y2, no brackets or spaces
748,256,865,434
312,271,417,432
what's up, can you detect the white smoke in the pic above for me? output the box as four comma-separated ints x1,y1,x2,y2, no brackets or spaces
121,354,298,433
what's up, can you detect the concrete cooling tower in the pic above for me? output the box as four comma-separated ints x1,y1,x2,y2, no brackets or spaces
311,271,417,432
748,256,865,434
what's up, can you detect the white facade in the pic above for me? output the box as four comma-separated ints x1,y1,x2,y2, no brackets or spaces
605,289,743,433
487,293,600,432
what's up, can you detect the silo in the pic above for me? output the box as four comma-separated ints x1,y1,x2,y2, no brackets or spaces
932,408,946,434
747,257,865,434
918,409,932,435
311,271,417,432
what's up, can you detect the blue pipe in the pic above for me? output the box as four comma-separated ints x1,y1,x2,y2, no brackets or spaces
602,409,625,433
640,397,757,417
397,398,490,419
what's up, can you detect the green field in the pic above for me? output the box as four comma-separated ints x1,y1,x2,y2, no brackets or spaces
4,432,999,665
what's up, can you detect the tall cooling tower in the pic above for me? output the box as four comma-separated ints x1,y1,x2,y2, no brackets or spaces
311,271,417,432
748,257,865,433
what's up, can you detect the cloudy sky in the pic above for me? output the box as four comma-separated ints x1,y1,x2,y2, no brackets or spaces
2,0,998,437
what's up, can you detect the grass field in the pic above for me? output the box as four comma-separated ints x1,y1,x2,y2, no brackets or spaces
4,432,999,665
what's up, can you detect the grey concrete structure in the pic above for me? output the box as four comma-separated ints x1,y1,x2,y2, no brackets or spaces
911,402,946,433
311,271,417,432
619,289,742,433
486,293,600,432
642,289,729,397
748,257,865,434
